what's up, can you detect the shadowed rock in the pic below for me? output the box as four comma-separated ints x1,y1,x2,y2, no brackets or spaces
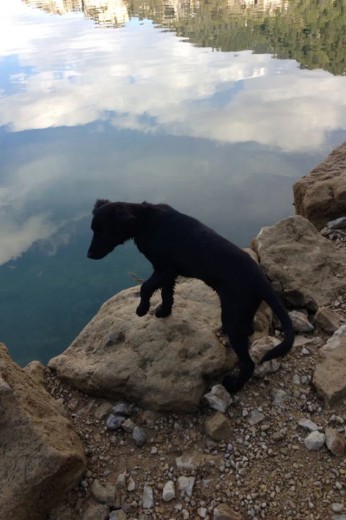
0,344,86,520
253,215,346,311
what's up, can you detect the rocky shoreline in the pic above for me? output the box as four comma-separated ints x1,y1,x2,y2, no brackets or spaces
1,142,346,520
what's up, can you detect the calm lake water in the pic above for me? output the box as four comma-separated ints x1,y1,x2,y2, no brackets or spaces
1,0,346,365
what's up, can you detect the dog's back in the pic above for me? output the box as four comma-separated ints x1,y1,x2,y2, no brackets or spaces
134,203,263,294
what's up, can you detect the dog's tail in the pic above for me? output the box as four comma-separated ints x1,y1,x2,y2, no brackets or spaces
260,282,295,363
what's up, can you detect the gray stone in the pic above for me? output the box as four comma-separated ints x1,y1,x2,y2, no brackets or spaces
213,503,242,519
176,453,201,471
247,409,266,426
313,325,346,404
127,476,136,492
106,414,125,430
121,418,135,433
115,473,127,490
162,480,175,502
325,427,346,457
203,384,233,413
304,431,326,451
132,426,146,447
142,484,154,509
178,476,196,497
205,412,233,442
251,336,282,377
91,479,117,507
298,419,320,432
49,280,237,413
112,402,134,416
327,216,346,230
289,310,314,332
271,389,289,406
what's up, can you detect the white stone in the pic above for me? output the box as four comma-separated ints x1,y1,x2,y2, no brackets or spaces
178,476,196,497
248,409,265,425
203,384,232,413
304,431,325,451
142,484,154,509
332,503,344,513
271,389,288,406
162,481,175,502
127,476,136,492
298,419,320,432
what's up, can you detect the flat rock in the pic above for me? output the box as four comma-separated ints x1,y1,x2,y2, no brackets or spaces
252,215,346,310
213,503,243,520
205,411,233,442
313,325,346,404
49,280,237,412
0,344,86,520
293,141,346,229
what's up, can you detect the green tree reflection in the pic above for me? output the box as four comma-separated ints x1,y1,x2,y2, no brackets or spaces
130,0,346,76
23,0,346,75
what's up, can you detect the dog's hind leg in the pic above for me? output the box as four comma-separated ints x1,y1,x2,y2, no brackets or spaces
222,334,254,393
220,303,255,393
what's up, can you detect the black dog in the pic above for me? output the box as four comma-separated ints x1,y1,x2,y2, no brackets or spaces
88,200,294,393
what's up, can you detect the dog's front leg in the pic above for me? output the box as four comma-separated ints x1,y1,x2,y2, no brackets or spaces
155,278,175,318
136,272,163,316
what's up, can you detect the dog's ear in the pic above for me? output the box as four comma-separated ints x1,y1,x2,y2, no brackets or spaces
114,204,136,225
93,199,110,214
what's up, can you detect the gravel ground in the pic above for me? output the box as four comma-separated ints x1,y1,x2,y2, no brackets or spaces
46,230,346,520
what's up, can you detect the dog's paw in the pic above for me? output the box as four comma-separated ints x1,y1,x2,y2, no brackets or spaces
155,304,172,318
136,302,150,317
222,374,244,394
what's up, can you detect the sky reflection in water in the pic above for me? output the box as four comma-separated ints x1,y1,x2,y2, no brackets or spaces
0,0,346,364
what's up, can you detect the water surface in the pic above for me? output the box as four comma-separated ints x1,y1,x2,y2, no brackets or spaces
1,0,346,364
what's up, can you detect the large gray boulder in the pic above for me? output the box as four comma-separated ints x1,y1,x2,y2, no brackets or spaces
0,344,86,520
313,325,346,405
253,215,346,311
293,141,346,229
49,280,238,412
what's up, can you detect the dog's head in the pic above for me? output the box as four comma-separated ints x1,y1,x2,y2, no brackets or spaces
87,199,136,260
